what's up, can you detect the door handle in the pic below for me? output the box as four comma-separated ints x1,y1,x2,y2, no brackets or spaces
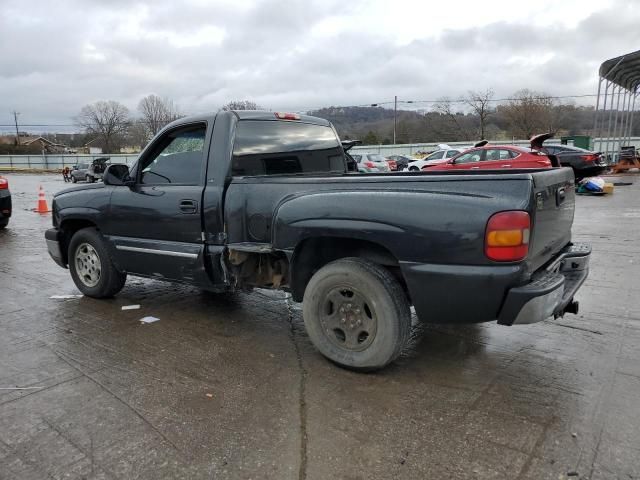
501,164,512,168
179,199,198,214
471,166,480,169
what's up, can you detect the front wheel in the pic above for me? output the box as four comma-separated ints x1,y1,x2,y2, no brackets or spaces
302,257,411,371
409,166,419,171
71,176,77,183
68,227,126,298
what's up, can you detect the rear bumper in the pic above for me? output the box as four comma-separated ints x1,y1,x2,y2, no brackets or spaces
45,228,67,268
400,242,590,325
497,243,591,325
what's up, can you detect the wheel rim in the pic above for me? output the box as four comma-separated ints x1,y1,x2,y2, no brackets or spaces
320,286,378,352
75,243,101,287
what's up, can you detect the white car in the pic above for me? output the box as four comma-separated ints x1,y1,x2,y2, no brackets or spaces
404,145,465,171
351,152,391,173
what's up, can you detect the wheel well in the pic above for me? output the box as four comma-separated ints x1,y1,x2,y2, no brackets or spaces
59,219,97,263
290,237,406,302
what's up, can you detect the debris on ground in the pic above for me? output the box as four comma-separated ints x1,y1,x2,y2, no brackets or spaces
577,177,607,195
122,304,141,310
50,294,83,299
140,316,160,324
206,393,214,398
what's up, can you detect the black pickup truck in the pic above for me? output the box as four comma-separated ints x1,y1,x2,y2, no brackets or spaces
45,111,590,370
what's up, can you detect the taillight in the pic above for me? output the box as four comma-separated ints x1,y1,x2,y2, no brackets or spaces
365,161,375,168
0,178,8,190
274,112,300,120
580,154,598,162
485,211,530,262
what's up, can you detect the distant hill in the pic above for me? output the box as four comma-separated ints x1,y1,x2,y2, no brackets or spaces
308,106,425,143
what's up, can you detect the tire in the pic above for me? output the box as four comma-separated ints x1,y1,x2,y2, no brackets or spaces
71,176,77,183
86,175,94,183
409,166,419,171
302,257,411,371
68,227,126,298
0,218,8,230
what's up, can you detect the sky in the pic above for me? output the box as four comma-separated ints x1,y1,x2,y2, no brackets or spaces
1,0,639,132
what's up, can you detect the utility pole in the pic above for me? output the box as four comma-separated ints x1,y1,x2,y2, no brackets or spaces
12,111,20,145
393,96,397,145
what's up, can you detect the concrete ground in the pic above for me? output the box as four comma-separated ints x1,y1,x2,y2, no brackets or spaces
0,173,639,480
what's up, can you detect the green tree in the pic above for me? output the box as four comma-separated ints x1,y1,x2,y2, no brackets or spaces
362,130,379,145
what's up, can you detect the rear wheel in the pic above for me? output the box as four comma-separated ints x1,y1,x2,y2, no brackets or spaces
302,257,411,371
71,176,77,183
409,166,419,171
86,175,94,183
68,228,126,298
0,218,8,230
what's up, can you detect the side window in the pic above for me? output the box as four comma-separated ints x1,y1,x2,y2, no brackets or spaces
445,150,458,158
352,155,362,162
427,151,445,160
455,150,483,164
484,149,502,161
139,125,206,185
499,149,512,160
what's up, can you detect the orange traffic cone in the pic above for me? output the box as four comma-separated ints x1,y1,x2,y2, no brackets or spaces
35,185,50,213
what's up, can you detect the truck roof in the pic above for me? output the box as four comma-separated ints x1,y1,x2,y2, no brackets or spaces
165,110,331,129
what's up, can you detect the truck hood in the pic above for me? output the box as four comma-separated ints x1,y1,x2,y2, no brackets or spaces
54,183,105,198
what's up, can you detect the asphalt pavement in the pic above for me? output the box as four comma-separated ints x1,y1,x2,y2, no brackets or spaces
1,173,639,480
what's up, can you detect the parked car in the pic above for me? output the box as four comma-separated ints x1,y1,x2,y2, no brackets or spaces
45,110,590,371
70,158,110,183
538,143,606,180
425,145,553,172
385,158,398,171
405,146,464,171
351,152,391,173
70,163,90,183
0,176,11,229
387,154,417,172
87,157,110,182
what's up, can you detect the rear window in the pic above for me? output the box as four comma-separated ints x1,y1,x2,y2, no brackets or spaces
367,154,385,162
232,121,345,176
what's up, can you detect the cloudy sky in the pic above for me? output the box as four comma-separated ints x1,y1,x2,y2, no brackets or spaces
1,0,639,131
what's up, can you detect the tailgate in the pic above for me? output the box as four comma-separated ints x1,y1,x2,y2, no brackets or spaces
528,168,575,271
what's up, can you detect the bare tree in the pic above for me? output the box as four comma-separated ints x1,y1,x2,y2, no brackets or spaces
76,100,130,153
433,97,474,141
464,88,494,139
221,100,261,111
500,89,556,139
138,94,181,138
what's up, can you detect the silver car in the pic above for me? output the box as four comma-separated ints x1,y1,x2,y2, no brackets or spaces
351,152,391,173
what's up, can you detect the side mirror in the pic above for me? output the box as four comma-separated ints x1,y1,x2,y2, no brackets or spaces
103,164,133,186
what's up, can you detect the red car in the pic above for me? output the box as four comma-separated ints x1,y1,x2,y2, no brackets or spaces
423,145,552,172
385,158,398,171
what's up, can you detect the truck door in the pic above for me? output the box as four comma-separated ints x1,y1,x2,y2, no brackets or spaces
105,122,210,283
